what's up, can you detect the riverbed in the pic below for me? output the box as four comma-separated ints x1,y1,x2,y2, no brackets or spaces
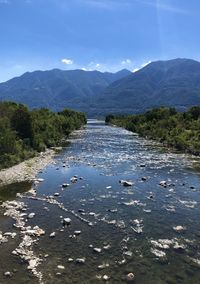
0,120,200,284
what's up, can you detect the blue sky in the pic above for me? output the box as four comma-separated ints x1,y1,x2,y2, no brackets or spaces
0,0,200,82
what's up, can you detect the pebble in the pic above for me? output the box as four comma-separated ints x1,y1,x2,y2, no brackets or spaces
98,263,110,269
71,176,78,183
159,181,167,187
103,275,110,281
119,180,133,187
126,272,135,282
28,213,35,219
141,177,148,181
173,226,186,232
103,244,111,250
37,178,44,182
62,218,71,225
76,258,86,264
62,183,70,188
4,271,11,277
93,247,102,253
49,232,56,238
57,265,65,270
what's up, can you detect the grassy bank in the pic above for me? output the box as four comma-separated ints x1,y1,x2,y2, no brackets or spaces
0,101,86,169
105,107,200,155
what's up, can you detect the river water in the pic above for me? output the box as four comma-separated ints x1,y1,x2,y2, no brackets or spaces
0,120,200,284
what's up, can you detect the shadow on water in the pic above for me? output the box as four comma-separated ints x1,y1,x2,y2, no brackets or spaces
0,182,32,203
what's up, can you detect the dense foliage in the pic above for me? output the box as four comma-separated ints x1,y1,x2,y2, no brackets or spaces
106,107,200,155
0,102,86,169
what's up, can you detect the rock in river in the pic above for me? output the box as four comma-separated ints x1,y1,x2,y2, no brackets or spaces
126,272,135,282
76,258,86,264
173,225,186,232
93,247,102,253
28,213,35,219
62,218,71,225
49,232,56,238
119,180,133,187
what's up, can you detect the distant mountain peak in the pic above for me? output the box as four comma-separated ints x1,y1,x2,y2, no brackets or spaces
1,58,200,117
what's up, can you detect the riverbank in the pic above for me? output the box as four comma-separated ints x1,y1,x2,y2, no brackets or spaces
105,107,200,156
0,149,55,187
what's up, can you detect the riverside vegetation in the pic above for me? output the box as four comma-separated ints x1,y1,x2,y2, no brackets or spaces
106,106,200,155
0,101,86,169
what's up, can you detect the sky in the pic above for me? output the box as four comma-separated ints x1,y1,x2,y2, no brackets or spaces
0,0,200,82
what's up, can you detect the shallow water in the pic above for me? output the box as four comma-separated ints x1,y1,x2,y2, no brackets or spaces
0,120,200,284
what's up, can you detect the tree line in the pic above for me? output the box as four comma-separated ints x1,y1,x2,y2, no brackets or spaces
105,106,200,155
0,102,86,169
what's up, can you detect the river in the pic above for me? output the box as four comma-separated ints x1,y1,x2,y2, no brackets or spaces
0,120,200,284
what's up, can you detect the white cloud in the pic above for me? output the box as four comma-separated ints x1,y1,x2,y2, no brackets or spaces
61,58,73,65
121,59,132,65
87,61,102,70
81,67,87,71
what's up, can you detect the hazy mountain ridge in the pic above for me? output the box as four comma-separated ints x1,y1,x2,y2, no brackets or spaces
1,59,200,116
93,58,200,116
0,68,131,111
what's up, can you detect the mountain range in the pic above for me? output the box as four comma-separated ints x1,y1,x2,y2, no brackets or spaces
0,58,200,116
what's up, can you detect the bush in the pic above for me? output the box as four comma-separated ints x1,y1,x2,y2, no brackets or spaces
105,106,200,155
0,102,86,169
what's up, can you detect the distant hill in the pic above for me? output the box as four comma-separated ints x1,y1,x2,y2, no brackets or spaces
93,58,200,116
1,59,200,117
0,68,131,112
